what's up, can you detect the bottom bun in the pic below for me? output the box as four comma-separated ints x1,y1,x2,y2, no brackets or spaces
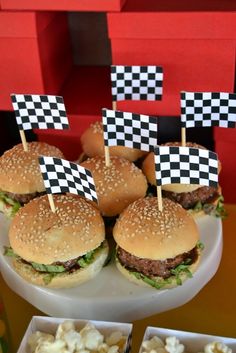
116,252,201,290
12,241,109,289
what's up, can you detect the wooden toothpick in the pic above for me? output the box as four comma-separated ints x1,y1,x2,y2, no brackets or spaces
19,130,28,152
181,127,186,147
156,185,163,212
47,194,56,213
112,101,117,111
104,146,110,167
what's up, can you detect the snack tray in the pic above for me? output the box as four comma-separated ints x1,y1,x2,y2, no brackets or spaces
0,215,222,322
139,326,236,353
17,316,132,353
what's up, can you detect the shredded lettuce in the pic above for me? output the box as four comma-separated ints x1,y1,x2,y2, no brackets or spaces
4,246,19,258
191,196,227,219
77,247,101,268
4,243,104,284
31,262,65,273
170,259,192,286
103,247,116,267
0,192,21,217
132,271,172,289
197,241,205,251
43,273,56,285
129,258,193,289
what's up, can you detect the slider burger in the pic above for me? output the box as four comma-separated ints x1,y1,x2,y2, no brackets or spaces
80,155,148,217
0,142,64,217
113,197,201,289
5,194,108,288
80,121,147,162
142,142,224,218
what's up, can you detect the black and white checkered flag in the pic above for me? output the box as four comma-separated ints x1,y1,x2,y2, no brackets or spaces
111,65,163,102
102,109,158,152
11,94,69,130
181,92,236,128
154,146,218,188
39,157,97,203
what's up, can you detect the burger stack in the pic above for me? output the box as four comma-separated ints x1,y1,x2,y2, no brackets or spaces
0,86,224,292
1,118,214,291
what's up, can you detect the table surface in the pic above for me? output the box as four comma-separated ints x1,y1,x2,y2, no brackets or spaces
1,204,236,353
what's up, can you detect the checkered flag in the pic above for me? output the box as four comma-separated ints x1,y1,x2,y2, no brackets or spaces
154,146,218,188
39,157,97,203
181,92,236,128
111,65,163,102
102,109,158,152
11,94,69,131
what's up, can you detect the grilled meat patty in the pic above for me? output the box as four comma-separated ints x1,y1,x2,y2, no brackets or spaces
162,186,219,209
4,191,46,205
117,246,198,278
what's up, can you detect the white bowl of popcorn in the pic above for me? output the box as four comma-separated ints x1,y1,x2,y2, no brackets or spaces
17,316,132,353
139,327,236,353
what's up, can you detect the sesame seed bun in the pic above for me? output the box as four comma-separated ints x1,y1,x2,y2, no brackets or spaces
0,142,64,194
81,121,147,162
113,197,199,260
116,253,201,289
11,242,108,289
9,194,106,264
113,197,201,289
80,156,148,217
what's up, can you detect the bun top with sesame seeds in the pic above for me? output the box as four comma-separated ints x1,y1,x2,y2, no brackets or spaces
81,155,148,217
9,194,105,264
80,121,147,162
113,197,199,260
0,142,64,194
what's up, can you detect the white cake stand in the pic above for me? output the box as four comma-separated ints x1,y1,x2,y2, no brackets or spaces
0,214,222,322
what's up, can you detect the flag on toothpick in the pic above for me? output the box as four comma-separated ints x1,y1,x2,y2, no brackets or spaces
39,157,98,209
11,94,69,131
154,146,219,188
181,92,236,128
153,145,218,212
111,65,163,102
102,108,158,152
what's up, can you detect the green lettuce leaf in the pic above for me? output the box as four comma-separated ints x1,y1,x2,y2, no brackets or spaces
77,245,104,268
4,246,19,258
191,196,227,219
129,258,193,289
103,247,116,267
170,259,192,286
43,273,56,285
4,243,105,284
31,262,66,273
0,192,21,217
197,241,205,251
131,271,172,289
77,258,87,268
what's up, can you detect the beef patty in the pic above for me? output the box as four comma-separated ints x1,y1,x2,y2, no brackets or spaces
117,246,198,279
162,186,219,209
4,191,46,205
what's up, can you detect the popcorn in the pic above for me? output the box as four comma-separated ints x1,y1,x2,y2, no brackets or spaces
202,341,232,353
106,331,123,346
82,327,104,350
28,331,54,352
165,337,185,353
56,321,77,340
141,335,233,353
27,320,128,353
142,336,166,353
35,339,69,353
